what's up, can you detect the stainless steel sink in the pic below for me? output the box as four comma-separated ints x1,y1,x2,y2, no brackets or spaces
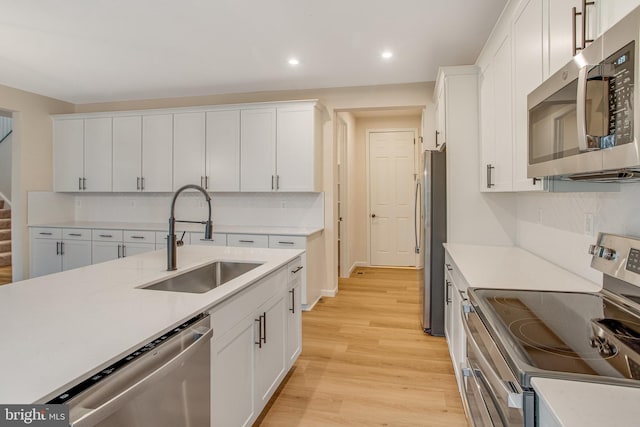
142,261,262,293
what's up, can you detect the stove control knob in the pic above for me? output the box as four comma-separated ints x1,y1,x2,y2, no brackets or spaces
601,247,617,260
600,342,617,357
588,244,601,256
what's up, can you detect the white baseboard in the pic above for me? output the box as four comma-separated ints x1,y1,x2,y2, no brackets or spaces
302,295,322,311
347,261,368,276
321,288,337,297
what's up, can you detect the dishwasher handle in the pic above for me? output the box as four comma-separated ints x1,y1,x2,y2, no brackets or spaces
72,325,213,427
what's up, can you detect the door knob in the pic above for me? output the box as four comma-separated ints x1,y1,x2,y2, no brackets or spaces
371,214,376,218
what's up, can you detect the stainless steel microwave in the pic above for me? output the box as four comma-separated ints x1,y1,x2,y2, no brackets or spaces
528,7,640,182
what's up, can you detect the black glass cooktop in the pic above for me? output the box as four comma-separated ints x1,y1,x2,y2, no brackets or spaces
472,289,640,381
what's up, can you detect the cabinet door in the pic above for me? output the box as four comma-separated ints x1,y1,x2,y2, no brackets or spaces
173,112,206,190
491,35,513,191
254,293,286,409
512,0,545,191
444,274,454,344
211,316,256,427
84,117,113,192
206,110,240,192
112,116,142,192
435,83,447,149
142,114,173,192
285,274,302,369
598,0,640,36
479,63,496,192
276,105,316,191
53,119,84,192
548,0,582,76
61,240,92,271
240,108,276,191
92,241,121,264
30,239,61,278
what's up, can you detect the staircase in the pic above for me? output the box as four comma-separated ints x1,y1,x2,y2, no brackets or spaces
0,199,10,267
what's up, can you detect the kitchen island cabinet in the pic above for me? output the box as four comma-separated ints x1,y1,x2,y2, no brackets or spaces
29,227,92,277
0,244,303,420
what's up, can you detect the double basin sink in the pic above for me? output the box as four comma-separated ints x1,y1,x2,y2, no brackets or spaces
142,261,262,294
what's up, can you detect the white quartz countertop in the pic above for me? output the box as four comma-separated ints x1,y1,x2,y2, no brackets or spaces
443,243,601,292
532,378,640,426
28,221,324,237
0,245,303,404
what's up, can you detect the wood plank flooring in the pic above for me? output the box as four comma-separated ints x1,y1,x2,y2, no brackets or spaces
255,267,468,427
0,265,11,285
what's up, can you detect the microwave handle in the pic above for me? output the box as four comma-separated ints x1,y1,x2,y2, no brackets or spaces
576,65,589,152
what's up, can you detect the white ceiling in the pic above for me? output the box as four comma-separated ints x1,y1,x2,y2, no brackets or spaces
0,0,507,104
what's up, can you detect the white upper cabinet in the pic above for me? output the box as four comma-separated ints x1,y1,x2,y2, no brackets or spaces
53,100,323,194
142,114,173,192
206,110,240,192
113,114,173,192
173,112,206,190
54,117,112,192
112,116,142,192
241,108,277,192
435,83,447,150
512,0,545,191
547,0,582,77
276,104,321,192
598,0,640,36
479,34,513,192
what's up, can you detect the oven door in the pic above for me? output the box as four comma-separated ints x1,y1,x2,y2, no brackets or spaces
461,308,524,426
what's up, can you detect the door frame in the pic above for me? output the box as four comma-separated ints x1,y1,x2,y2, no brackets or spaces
336,116,349,278
365,127,420,266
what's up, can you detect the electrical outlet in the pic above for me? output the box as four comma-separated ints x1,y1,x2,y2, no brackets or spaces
281,201,286,209
584,213,594,236
537,208,543,225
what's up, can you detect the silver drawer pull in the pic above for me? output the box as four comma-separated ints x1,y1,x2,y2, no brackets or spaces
68,233,82,237
278,241,295,245
239,240,254,243
99,234,113,238
39,232,53,236
291,266,303,274
130,236,145,239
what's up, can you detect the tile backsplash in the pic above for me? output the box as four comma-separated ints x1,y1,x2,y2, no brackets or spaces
516,184,640,284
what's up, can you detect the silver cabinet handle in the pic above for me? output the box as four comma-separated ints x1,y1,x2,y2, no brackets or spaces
141,177,145,191
60,241,64,256
56,241,60,255
276,175,280,190
289,288,295,313
130,236,145,239
78,177,82,191
279,241,295,245
82,177,86,190
435,130,440,148
446,280,452,304
291,266,303,274
137,177,140,190
486,164,494,188
205,176,209,189
39,232,53,236
239,240,254,243
271,175,275,190
254,313,266,348
200,176,204,188
117,244,121,258
99,234,113,238
262,311,267,344
68,233,82,237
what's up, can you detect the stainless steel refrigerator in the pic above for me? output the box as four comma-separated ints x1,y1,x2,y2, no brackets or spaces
417,149,446,336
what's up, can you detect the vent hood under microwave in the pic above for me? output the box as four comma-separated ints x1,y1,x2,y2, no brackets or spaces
527,6,640,182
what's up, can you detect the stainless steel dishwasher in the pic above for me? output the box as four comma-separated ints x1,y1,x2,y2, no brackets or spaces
48,313,212,427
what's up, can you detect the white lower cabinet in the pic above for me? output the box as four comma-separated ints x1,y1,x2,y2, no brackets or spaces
285,258,303,368
30,228,92,278
92,230,155,264
444,251,468,393
210,260,301,426
228,233,269,248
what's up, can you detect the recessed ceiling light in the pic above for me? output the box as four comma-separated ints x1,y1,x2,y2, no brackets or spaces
381,51,393,59
288,58,300,66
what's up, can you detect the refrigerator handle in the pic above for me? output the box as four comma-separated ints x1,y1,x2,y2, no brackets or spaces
414,179,421,254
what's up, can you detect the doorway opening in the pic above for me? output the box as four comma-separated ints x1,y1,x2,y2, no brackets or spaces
334,108,423,278
0,112,13,285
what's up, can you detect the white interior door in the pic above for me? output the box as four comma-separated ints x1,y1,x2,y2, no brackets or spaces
369,130,416,267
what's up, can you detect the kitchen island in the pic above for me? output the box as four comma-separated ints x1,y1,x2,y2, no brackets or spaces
0,244,302,408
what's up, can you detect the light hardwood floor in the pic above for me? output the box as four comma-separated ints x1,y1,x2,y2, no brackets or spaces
255,267,468,427
0,265,11,286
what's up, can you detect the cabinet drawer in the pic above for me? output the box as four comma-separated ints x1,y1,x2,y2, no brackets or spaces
62,228,91,241
32,227,62,239
210,266,287,338
190,232,227,246
92,229,124,242
268,235,306,249
287,257,303,281
445,251,469,291
228,234,268,248
124,230,156,244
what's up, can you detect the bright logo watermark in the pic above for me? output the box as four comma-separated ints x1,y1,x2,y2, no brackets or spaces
0,405,68,427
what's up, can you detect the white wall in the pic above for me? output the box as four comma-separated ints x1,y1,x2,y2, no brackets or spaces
516,185,640,284
0,133,11,202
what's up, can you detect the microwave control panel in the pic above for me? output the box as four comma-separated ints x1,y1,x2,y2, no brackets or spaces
605,41,635,147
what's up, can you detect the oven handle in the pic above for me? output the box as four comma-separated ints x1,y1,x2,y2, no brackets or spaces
577,65,589,152
462,366,495,427
71,325,213,427
461,307,523,410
